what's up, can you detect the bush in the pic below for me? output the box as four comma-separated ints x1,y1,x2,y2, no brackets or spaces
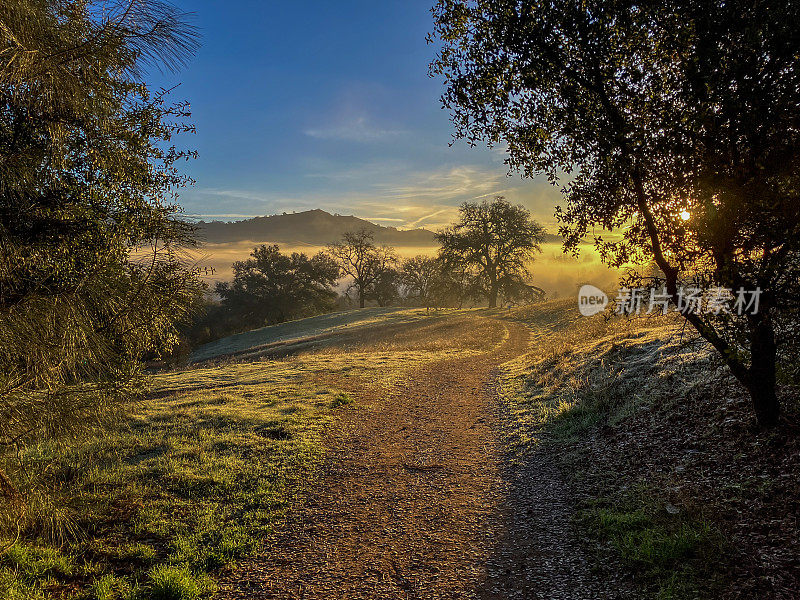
92,574,133,600
330,393,353,408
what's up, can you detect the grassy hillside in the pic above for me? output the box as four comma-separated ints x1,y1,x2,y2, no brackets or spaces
2,300,795,599
499,299,800,599
0,310,504,600
189,307,435,363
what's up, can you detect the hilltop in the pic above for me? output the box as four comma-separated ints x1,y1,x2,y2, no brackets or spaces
193,208,563,246
194,209,435,246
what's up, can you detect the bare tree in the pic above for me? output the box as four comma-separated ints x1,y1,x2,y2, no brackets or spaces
327,229,398,309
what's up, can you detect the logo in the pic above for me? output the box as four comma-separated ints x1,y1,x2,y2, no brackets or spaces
578,285,609,316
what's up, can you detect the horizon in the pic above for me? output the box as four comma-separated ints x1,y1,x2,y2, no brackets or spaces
153,1,564,232
184,207,436,231
184,207,567,236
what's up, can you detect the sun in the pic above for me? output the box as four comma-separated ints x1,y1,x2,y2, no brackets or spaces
680,210,691,221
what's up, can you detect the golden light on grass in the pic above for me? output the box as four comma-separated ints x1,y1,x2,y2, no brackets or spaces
0,310,512,598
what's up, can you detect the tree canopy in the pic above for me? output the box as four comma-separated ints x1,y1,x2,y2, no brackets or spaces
0,0,200,449
436,198,544,308
431,0,800,425
327,229,398,309
216,245,339,329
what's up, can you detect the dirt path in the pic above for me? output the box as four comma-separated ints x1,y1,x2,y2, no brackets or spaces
218,319,604,599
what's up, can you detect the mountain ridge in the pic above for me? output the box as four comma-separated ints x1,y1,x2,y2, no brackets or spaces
194,209,436,246
193,209,562,246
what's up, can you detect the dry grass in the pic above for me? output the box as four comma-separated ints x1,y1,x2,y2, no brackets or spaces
499,298,712,445
189,307,447,363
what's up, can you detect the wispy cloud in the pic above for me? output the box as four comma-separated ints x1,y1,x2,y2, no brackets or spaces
305,116,406,143
183,213,262,220
407,209,452,229
376,166,508,203
183,164,561,231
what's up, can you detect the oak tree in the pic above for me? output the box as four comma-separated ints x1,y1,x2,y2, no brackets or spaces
217,245,339,329
436,198,544,308
431,0,800,425
327,229,398,309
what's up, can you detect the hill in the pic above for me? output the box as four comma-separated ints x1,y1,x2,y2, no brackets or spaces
194,209,436,246
192,209,563,246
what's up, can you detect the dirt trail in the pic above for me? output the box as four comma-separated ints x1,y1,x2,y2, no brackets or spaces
218,319,603,599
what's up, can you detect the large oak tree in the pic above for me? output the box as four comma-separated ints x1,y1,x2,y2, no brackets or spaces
431,0,800,426
436,198,544,308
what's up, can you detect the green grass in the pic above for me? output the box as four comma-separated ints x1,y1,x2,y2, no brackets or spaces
144,565,214,600
0,354,353,598
0,310,501,599
580,500,726,599
329,392,353,408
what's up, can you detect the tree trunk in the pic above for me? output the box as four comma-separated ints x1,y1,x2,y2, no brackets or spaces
488,282,499,308
359,290,365,309
0,467,19,501
629,174,781,427
747,319,780,427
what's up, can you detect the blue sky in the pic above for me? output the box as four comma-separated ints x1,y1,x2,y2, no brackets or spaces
154,0,562,230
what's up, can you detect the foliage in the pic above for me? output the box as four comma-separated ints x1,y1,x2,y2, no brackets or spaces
400,255,473,309
327,229,399,309
435,198,544,308
145,564,214,600
400,256,441,309
330,392,353,408
0,0,200,474
364,266,401,307
430,0,800,425
216,244,339,331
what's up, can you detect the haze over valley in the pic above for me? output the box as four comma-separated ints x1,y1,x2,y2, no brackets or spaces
192,209,618,297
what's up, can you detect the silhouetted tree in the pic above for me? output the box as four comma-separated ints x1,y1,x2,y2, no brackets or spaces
216,245,339,329
401,256,441,310
431,0,800,426
399,255,468,310
327,229,398,308
365,267,402,307
436,198,544,308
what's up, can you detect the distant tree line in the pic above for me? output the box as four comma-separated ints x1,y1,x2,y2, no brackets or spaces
179,198,546,354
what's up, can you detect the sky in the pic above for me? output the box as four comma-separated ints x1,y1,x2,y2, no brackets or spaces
153,0,564,231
